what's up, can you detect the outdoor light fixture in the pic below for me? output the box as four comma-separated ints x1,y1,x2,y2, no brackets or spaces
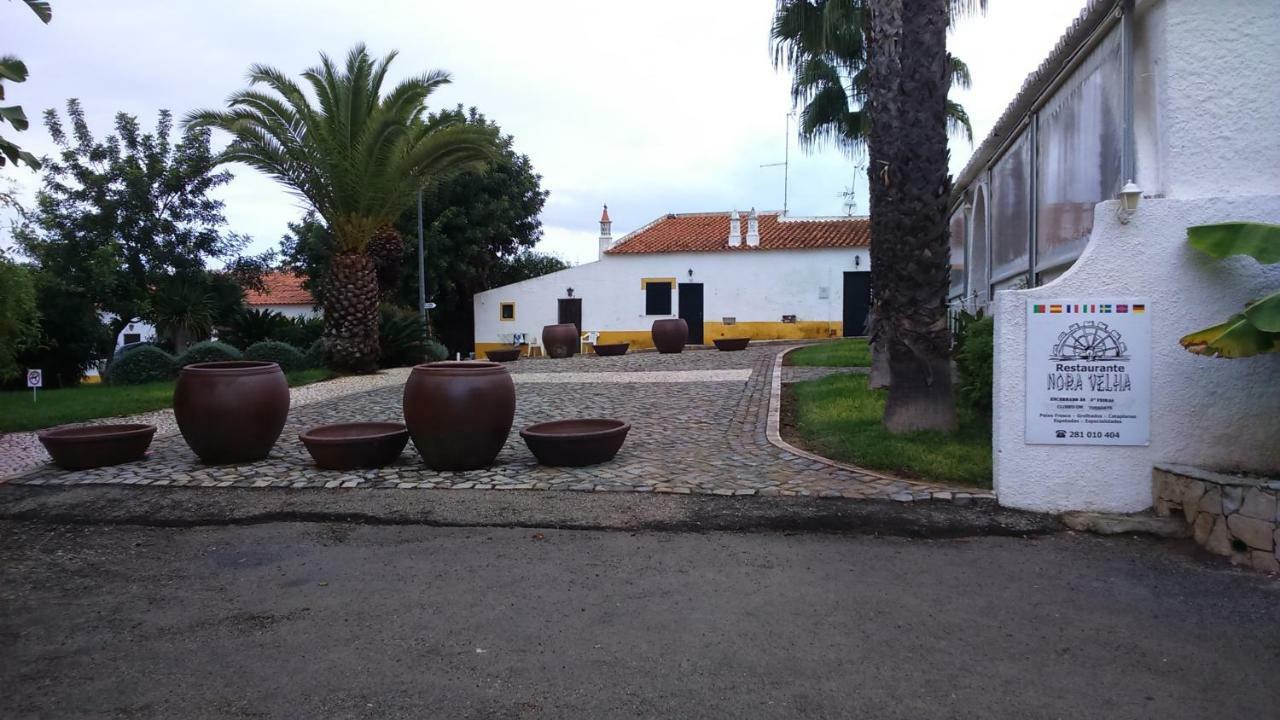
566,287,574,297
1117,180,1142,224
854,256,861,268
687,268,694,278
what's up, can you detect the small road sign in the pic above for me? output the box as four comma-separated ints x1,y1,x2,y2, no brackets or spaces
27,369,42,388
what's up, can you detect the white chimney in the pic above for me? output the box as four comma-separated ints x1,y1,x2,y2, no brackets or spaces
728,210,742,247
746,207,760,247
598,204,613,259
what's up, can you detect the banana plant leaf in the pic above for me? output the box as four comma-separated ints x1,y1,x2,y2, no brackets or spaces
1187,222,1280,264
1243,290,1280,333
1180,314,1279,358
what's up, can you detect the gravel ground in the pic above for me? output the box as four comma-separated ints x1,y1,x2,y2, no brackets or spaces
0,368,411,480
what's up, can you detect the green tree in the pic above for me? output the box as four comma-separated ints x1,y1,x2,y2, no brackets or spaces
13,270,112,388
1,0,51,169
188,45,495,372
279,105,552,355
0,250,39,379
15,99,248,342
866,0,960,432
770,0,975,153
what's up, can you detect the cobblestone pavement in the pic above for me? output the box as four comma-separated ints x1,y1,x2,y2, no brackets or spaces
6,347,983,500
0,368,412,480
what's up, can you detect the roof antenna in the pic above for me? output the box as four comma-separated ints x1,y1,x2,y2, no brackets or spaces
840,160,866,216
759,111,795,216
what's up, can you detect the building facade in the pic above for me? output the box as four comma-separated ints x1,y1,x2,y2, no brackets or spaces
244,272,320,319
474,208,871,356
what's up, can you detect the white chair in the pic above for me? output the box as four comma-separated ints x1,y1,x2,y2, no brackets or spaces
581,331,600,354
526,333,544,358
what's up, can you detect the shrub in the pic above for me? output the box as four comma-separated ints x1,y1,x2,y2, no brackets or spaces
245,340,307,372
177,340,243,367
424,338,448,363
378,305,427,367
219,307,290,349
955,316,994,418
304,338,330,369
106,345,178,385
277,315,325,348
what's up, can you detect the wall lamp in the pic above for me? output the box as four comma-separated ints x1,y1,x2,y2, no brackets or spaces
687,268,694,278
854,255,861,268
566,287,574,298
1117,180,1142,224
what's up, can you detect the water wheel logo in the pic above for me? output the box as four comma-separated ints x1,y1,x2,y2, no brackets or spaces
1051,321,1129,361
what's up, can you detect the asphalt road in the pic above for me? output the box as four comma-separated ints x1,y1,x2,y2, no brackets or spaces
2,520,1276,719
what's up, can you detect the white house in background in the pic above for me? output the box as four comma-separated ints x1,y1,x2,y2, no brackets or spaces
950,0,1279,513
473,206,871,356
245,272,320,318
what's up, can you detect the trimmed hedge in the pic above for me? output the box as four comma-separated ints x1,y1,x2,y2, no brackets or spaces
424,338,448,363
177,340,243,368
245,340,307,372
304,338,329,369
106,345,178,385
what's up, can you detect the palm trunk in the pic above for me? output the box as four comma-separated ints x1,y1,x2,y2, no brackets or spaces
325,251,381,372
866,1,901,394
883,0,956,433
869,0,956,433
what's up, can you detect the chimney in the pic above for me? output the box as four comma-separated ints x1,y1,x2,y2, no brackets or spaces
598,204,613,259
746,208,760,247
727,210,742,247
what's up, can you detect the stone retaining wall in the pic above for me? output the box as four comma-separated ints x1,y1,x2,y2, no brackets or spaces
1153,464,1279,574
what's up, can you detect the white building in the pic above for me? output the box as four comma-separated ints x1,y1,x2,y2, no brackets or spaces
948,0,1279,512
473,207,871,356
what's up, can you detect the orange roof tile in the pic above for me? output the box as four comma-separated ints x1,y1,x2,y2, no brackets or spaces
245,272,315,306
605,212,869,254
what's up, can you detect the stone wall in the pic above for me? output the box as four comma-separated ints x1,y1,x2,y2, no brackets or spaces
1153,464,1279,574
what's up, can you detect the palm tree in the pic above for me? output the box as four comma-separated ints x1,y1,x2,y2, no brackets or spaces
769,0,974,155
866,0,961,432
186,45,494,371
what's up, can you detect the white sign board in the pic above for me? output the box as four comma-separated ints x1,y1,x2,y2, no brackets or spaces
26,369,42,388
1025,299,1150,446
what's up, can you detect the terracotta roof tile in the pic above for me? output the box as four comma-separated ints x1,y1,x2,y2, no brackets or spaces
245,272,315,306
604,212,869,254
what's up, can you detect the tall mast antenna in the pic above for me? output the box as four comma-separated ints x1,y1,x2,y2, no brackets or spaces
759,111,795,215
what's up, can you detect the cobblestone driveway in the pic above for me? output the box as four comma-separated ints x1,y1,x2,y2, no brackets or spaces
7,346,979,500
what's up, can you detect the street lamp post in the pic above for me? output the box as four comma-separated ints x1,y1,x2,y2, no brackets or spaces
417,188,428,333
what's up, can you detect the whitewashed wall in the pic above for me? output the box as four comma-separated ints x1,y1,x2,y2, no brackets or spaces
474,247,869,346
252,304,320,319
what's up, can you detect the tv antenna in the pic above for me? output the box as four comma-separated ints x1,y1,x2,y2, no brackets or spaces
760,111,795,216
840,160,867,216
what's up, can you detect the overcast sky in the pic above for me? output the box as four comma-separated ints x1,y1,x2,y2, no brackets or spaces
4,0,1088,265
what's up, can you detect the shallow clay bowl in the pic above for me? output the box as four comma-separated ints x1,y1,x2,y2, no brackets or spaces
713,337,751,351
37,423,157,471
592,342,629,357
299,422,409,470
485,348,521,362
520,419,631,467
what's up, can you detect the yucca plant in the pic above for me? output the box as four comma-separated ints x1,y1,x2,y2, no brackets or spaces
186,44,494,371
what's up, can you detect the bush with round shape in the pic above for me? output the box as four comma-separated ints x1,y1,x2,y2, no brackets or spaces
424,338,448,363
304,338,330,369
177,340,243,368
245,341,307,373
106,345,178,385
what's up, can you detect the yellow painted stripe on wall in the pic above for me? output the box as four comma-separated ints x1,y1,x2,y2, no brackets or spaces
477,321,845,356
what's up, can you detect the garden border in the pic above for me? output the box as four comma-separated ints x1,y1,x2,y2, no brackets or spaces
764,345,995,500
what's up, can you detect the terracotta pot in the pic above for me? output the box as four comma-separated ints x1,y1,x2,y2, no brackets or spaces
174,361,289,464
37,423,157,471
651,318,688,354
485,348,521,362
403,361,515,470
520,419,631,467
542,323,579,358
714,337,751,351
299,422,409,470
591,342,629,357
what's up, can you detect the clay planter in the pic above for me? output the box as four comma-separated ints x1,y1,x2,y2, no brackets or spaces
37,423,157,471
542,323,579,358
651,318,688,354
714,337,751,352
591,342,629,357
520,419,631,467
485,348,522,362
299,422,409,470
174,361,289,464
403,361,516,471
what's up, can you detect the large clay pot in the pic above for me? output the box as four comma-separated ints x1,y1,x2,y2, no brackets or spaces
651,318,688,354
174,361,289,464
300,422,409,470
403,361,516,470
542,323,579,358
520,419,631,467
38,423,157,470
714,337,751,351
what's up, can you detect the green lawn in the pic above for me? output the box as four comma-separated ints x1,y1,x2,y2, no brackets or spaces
0,369,336,434
786,373,992,488
785,338,872,368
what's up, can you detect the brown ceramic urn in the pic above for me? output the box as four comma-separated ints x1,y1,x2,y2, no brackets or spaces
542,323,579,358
402,361,516,471
174,361,290,464
651,318,688,354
